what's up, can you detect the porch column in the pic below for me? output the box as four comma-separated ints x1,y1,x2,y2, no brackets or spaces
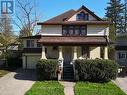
58,46,63,60
104,46,108,59
73,46,78,60
58,46,63,81
41,45,47,59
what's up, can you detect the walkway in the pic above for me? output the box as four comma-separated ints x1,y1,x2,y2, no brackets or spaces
59,81,75,95
113,77,127,94
0,68,36,95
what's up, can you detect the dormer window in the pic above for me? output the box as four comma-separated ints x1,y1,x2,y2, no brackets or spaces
76,11,89,21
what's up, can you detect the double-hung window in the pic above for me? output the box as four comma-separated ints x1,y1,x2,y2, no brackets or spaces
26,40,34,48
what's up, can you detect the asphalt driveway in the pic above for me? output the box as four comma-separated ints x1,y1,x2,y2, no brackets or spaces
0,68,36,95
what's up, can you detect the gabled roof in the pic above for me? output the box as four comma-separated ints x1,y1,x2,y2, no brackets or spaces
38,5,109,25
76,5,102,21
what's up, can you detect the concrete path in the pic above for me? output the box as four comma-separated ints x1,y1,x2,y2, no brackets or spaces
0,68,36,95
113,77,127,94
59,81,75,95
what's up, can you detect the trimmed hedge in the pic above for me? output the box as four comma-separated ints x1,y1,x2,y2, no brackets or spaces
7,57,22,68
36,59,58,80
75,59,118,82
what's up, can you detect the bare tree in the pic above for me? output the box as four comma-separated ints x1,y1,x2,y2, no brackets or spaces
0,14,16,46
13,0,40,37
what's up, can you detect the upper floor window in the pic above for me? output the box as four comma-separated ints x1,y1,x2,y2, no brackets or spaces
62,25,87,36
26,40,34,48
76,11,89,21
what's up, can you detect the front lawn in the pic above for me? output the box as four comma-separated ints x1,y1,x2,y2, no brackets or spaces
75,82,127,95
0,69,10,77
25,81,64,95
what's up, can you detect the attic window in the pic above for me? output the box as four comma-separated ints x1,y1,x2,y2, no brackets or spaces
76,11,89,21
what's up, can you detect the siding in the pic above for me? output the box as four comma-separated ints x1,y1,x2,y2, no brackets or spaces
41,25,62,36
90,47,100,59
87,25,108,36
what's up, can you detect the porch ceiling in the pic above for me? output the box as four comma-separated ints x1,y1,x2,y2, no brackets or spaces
38,36,109,46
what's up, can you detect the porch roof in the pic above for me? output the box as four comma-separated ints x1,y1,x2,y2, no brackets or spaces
38,36,109,46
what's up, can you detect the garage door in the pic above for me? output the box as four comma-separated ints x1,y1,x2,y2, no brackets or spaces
27,56,41,69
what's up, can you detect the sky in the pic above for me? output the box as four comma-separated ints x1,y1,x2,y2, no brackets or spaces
37,0,110,22
12,0,110,34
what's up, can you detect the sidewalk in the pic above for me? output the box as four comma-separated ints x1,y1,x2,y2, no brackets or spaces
59,81,75,95
113,77,127,94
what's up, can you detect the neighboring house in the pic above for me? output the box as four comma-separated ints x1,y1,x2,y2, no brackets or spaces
7,43,21,58
115,33,127,66
22,6,110,70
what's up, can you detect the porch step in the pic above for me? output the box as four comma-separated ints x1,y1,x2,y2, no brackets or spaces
63,64,74,81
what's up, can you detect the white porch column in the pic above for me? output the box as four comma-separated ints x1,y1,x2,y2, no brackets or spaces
104,46,108,59
73,46,78,60
58,46,63,60
41,45,47,59
58,46,63,81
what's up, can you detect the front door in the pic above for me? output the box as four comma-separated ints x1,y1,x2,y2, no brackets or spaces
63,47,72,65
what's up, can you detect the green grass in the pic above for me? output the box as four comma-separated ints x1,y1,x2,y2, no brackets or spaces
0,70,10,77
25,81,64,95
75,82,127,95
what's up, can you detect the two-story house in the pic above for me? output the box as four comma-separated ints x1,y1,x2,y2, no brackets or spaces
22,6,110,70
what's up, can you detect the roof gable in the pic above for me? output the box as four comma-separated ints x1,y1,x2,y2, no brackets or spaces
68,5,102,21
77,5,102,21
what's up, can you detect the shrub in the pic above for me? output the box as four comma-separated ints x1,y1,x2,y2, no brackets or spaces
75,59,118,82
36,59,58,80
7,57,22,68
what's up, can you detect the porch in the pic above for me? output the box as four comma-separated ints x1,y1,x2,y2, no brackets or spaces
40,36,109,80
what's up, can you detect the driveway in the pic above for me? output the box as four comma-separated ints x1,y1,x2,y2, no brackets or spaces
0,68,36,95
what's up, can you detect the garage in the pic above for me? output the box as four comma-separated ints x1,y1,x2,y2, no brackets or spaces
23,55,41,69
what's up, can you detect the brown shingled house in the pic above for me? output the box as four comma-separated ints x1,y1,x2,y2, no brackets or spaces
22,5,110,80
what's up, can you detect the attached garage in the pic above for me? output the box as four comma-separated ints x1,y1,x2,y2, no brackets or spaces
22,48,42,69
22,55,41,69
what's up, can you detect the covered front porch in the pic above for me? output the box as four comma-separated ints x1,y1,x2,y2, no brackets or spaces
41,45,108,64
38,36,109,80
39,36,109,62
